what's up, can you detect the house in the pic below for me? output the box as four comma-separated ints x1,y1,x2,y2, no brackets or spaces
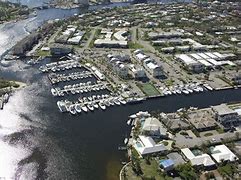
181,148,216,168
211,104,240,125
160,112,190,131
167,152,186,166
133,135,167,156
159,159,175,172
142,117,167,138
187,109,217,131
210,145,238,163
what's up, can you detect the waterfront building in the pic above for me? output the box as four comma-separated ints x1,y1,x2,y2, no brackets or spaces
160,113,190,132
187,109,217,131
133,135,167,156
211,104,240,125
142,117,167,138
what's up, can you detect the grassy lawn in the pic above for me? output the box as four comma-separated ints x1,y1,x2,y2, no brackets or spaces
36,50,51,56
128,42,143,49
124,159,169,180
204,132,213,137
137,83,160,97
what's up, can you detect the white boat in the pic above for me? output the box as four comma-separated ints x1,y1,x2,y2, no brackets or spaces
57,101,66,112
51,88,58,96
109,99,115,106
93,103,99,109
87,103,94,111
81,105,88,112
99,101,106,110
104,100,111,107
88,96,93,101
119,98,126,105
75,104,82,113
182,89,189,95
127,119,132,125
114,98,121,105
124,138,128,144
203,83,213,91
69,105,77,115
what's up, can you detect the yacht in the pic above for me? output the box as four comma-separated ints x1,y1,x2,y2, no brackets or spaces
51,88,58,96
69,105,77,115
104,100,111,107
75,104,82,113
93,102,99,109
119,97,127,105
114,98,121,105
57,101,67,112
99,101,106,110
81,105,88,112
87,103,94,111
203,83,213,91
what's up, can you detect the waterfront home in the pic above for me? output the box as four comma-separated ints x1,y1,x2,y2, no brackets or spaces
142,117,167,138
133,135,167,156
211,104,240,126
181,148,216,169
187,109,217,131
160,112,190,132
210,144,238,163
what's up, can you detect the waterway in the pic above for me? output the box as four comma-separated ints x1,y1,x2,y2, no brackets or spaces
1,1,241,180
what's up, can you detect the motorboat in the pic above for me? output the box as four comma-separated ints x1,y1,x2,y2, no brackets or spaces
69,105,77,115
75,104,82,113
81,105,88,112
51,88,58,96
99,101,106,110
114,98,121,105
93,102,99,109
57,101,66,112
87,103,94,111
203,83,213,91
119,97,126,105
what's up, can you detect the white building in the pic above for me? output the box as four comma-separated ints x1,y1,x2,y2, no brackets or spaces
175,54,204,72
181,148,215,167
134,135,167,156
211,145,238,163
142,117,167,137
143,58,163,77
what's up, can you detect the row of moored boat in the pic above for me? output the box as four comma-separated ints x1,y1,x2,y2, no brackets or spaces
51,81,108,97
48,71,93,84
57,95,127,114
161,83,213,96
